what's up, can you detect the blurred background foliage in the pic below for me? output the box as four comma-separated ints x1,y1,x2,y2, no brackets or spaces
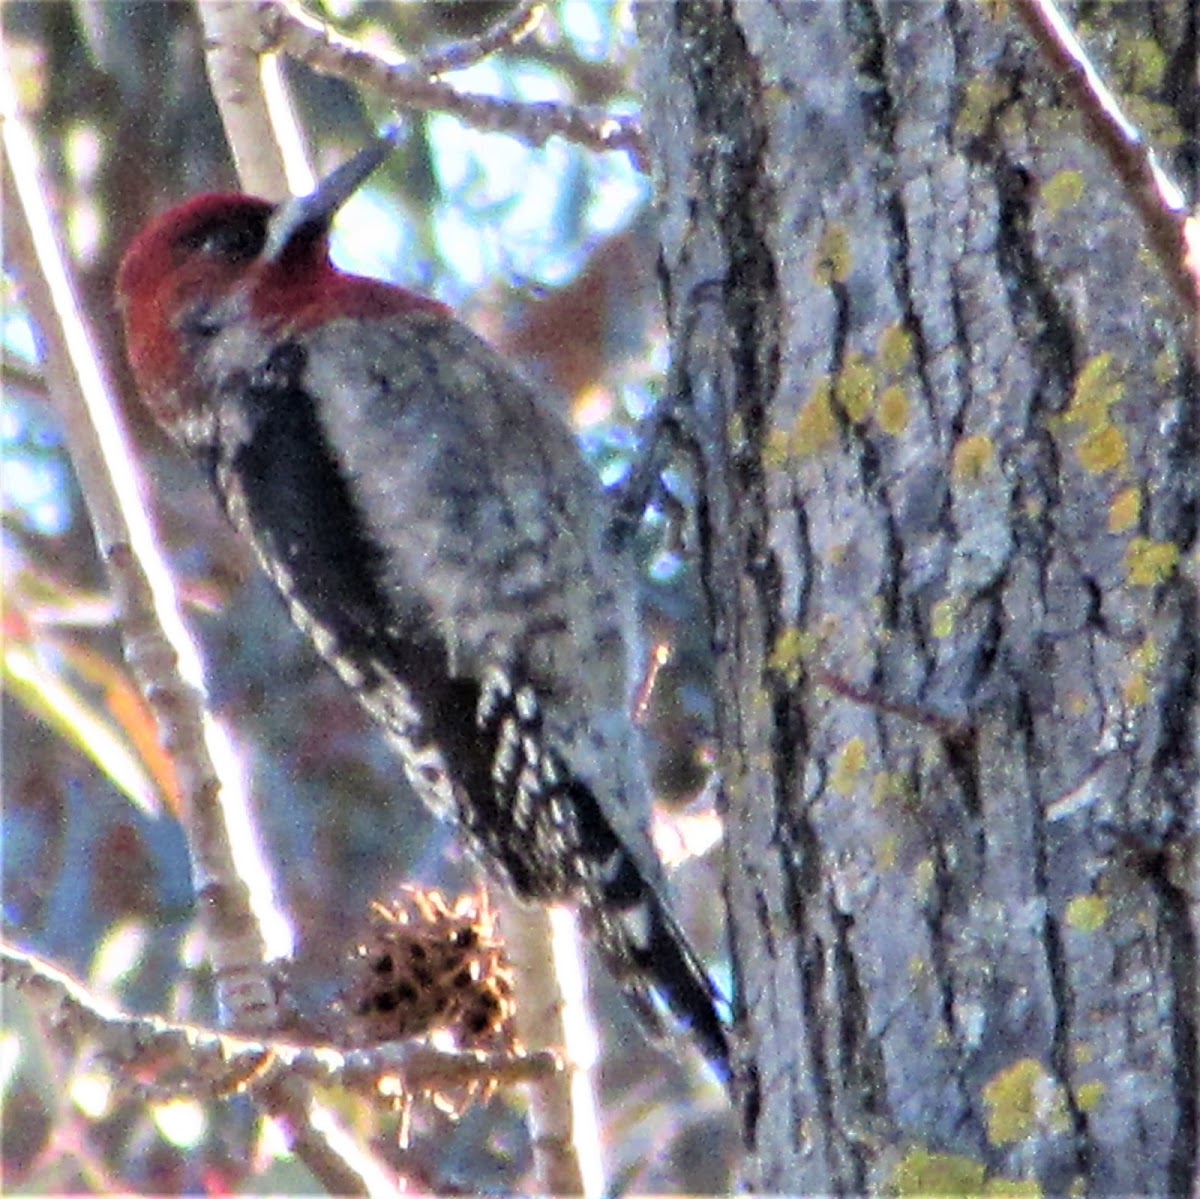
2,0,734,1191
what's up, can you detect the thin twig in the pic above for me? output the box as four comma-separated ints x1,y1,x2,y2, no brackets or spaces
0,941,556,1115
811,668,971,742
3,353,50,401
418,0,545,76
256,0,649,170
1012,0,1192,314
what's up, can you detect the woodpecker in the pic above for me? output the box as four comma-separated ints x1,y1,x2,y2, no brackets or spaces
116,131,729,1080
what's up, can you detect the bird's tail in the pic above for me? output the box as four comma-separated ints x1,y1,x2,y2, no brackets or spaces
475,670,731,1082
585,834,732,1085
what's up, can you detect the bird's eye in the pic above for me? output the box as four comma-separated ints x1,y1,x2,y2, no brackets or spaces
183,213,268,264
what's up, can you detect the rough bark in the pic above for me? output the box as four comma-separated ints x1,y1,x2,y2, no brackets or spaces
636,1,1197,1193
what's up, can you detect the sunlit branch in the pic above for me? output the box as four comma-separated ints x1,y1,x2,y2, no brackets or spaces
197,0,307,200
0,942,555,1175
495,899,597,1194
1012,0,1192,316
257,0,649,171
0,45,401,1194
1185,215,1200,366
1,54,289,1034
195,0,292,201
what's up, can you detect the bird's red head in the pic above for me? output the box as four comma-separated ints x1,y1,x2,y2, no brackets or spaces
116,131,447,440
116,192,276,431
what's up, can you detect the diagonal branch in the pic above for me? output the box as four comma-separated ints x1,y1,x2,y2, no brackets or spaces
255,0,649,170
1012,0,1193,316
3,34,387,1194
1,51,287,1038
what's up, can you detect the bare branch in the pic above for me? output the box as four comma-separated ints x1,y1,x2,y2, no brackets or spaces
1012,0,1193,315
2,43,399,1193
256,0,649,170
197,0,313,199
0,941,556,1126
196,0,292,200
496,899,599,1194
1186,213,1200,367
1,53,285,1038
418,0,545,77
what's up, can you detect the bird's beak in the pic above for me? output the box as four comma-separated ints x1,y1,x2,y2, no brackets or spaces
264,124,403,263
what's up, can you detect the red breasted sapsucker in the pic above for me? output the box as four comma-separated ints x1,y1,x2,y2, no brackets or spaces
116,132,729,1079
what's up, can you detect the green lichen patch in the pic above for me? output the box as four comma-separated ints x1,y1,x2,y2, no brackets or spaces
878,323,915,376
814,223,853,285
1061,353,1125,432
793,377,838,457
952,434,997,484
956,76,1009,139
1107,486,1141,533
931,596,962,639
1065,894,1109,932
768,626,814,687
1042,169,1086,216
835,354,878,424
1125,537,1179,587
983,1058,1068,1146
832,736,869,795
1076,423,1128,475
877,385,911,436
892,1149,986,1196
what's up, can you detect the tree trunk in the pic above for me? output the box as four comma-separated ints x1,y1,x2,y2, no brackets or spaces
636,1,1197,1193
